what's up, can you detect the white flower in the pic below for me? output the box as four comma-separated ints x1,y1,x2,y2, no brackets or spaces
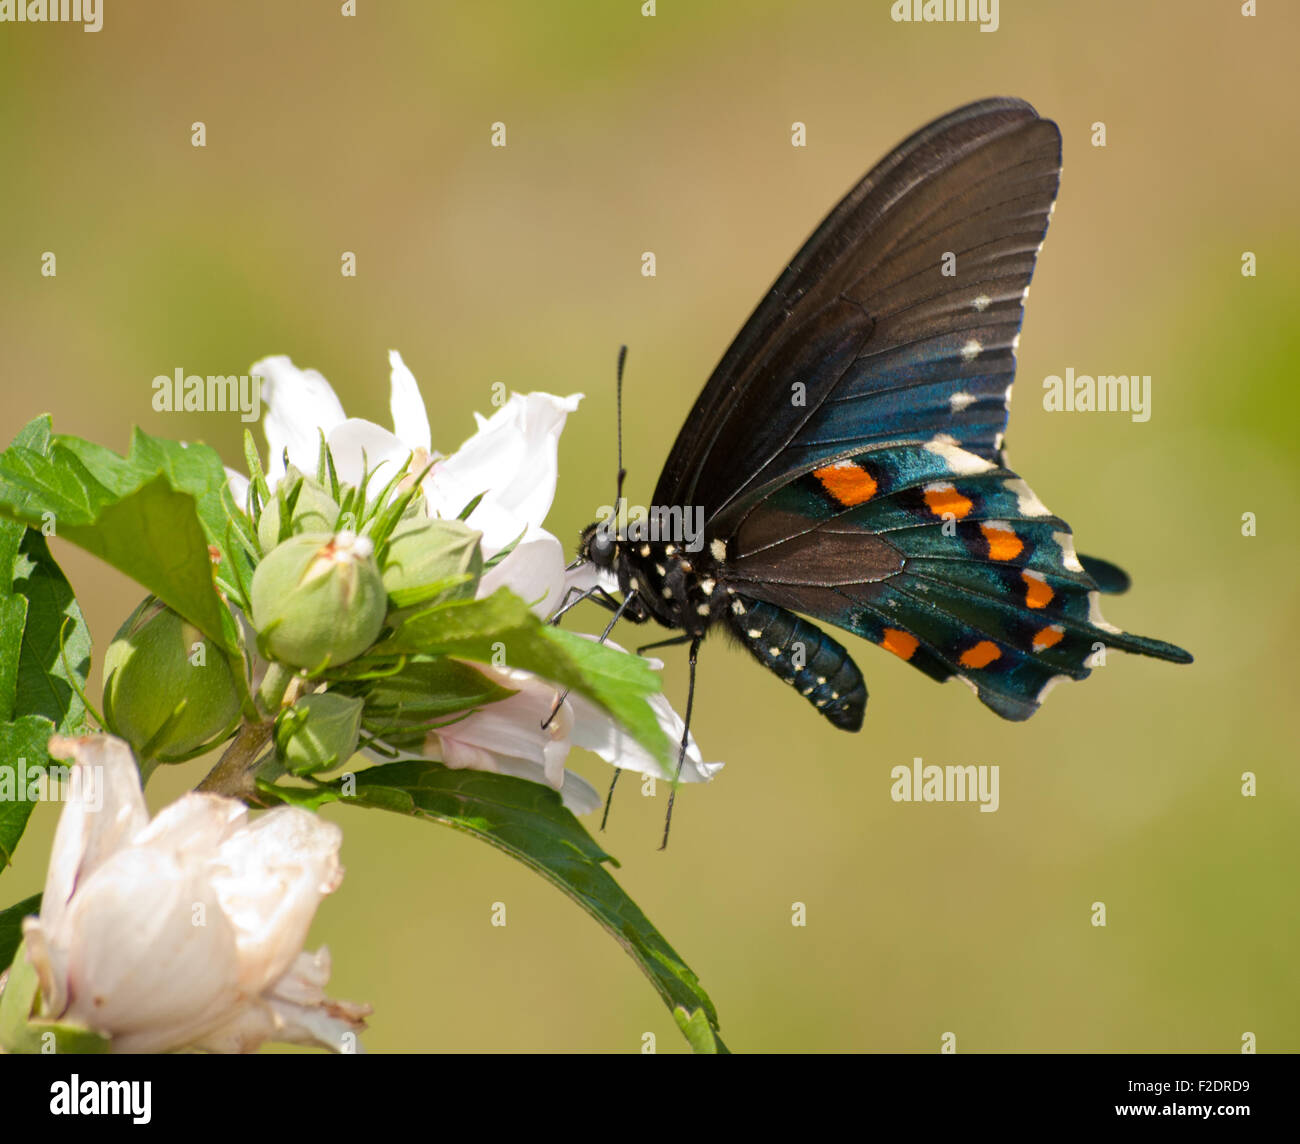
230,351,579,618
423,649,722,815
230,352,721,805
21,734,369,1054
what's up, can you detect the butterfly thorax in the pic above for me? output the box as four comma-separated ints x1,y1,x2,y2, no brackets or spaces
578,522,732,636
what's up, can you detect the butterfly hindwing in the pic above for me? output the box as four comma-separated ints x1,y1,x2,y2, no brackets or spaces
724,443,1190,721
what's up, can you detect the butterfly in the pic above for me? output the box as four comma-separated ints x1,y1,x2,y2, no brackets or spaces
559,98,1191,828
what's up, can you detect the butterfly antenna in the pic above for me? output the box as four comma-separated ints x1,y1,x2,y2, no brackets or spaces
615,344,628,510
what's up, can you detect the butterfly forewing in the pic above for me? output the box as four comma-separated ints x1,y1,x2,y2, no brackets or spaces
654,98,1061,539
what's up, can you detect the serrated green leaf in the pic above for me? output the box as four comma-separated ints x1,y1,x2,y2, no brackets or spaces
265,760,726,1051
10,528,91,733
376,589,671,771
0,424,238,651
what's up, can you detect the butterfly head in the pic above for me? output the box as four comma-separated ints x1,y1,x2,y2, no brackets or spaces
578,520,618,569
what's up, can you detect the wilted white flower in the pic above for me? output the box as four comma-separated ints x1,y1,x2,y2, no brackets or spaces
21,734,369,1054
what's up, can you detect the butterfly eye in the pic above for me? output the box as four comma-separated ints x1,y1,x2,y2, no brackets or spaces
588,529,615,567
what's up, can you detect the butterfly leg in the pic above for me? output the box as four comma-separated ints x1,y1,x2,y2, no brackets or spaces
605,634,696,830
635,633,696,657
541,590,637,730
548,584,622,625
659,635,702,851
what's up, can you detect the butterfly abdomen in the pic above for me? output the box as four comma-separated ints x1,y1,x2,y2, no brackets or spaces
725,595,866,730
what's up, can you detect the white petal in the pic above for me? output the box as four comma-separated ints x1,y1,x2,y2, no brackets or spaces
478,531,567,617
207,808,345,995
563,560,619,598
325,417,413,491
60,846,241,1050
192,948,370,1054
567,690,720,783
130,792,247,856
562,639,723,783
224,467,250,509
559,769,602,815
388,350,432,453
251,356,348,481
425,391,582,545
41,736,150,941
433,677,571,780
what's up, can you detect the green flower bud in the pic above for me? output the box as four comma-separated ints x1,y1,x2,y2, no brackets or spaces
250,531,386,669
257,467,342,552
274,692,364,775
102,596,242,763
381,516,483,608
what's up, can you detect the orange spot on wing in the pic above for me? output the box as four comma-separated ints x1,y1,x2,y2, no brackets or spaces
923,482,973,519
881,628,918,661
814,461,877,506
1022,570,1054,609
1033,625,1065,651
959,640,1002,669
981,522,1024,562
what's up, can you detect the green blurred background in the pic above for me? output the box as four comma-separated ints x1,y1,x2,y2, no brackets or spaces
2,1,1297,1052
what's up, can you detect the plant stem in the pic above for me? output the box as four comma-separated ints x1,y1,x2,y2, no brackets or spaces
256,661,296,716
196,720,274,800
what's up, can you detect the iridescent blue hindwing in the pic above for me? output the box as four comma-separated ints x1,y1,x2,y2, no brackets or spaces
725,442,1191,722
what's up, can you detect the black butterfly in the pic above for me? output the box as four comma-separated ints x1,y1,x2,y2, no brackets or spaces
559,98,1190,830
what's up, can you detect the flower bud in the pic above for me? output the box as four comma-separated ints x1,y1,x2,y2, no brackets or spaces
101,596,242,762
274,692,364,774
257,467,342,552
250,532,386,669
381,516,482,607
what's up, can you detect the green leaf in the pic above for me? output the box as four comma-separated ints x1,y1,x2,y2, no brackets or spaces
0,516,27,723
674,1005,721,1053
376,589,671,772
10,528,91,733
0,423,237,651
0,939,110,1054
0,893,41,973
0,716,54,876
265,760,726,1052
336,657,516,750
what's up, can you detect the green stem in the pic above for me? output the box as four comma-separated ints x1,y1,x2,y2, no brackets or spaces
256,661,296,716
